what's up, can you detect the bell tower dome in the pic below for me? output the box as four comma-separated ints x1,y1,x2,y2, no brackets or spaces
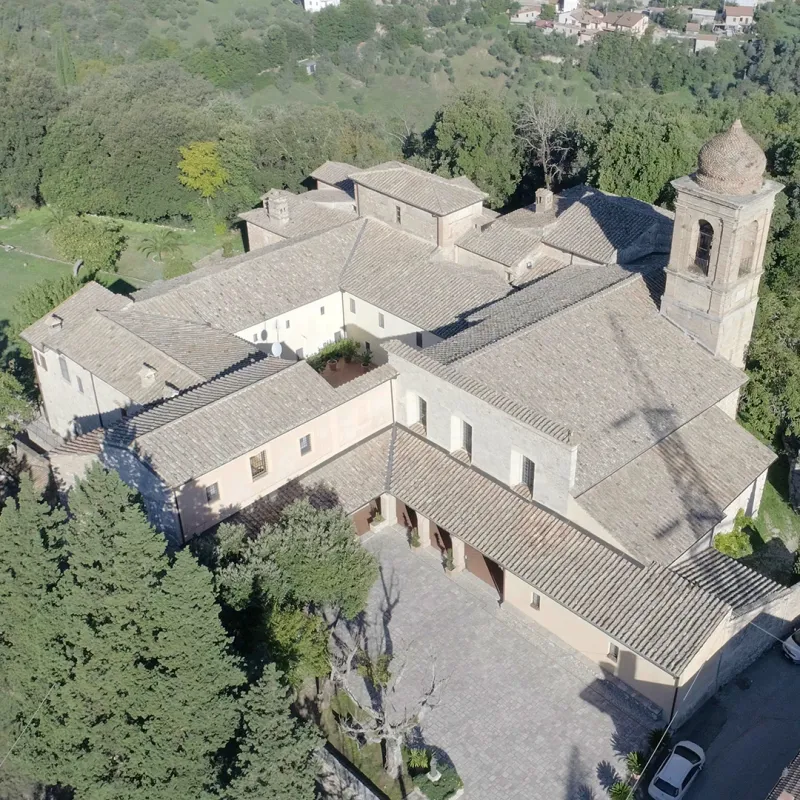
660,120,783,369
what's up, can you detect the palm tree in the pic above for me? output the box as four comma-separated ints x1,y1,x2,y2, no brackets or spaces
138,229,184,262
43,206,71,234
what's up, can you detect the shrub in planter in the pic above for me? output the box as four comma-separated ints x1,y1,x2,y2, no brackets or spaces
371,512,384,524
341,338,360,362
404,746,431,774
360,349,373,367
444,548,455,572
306,338,361,372
713,509,756,559
412,765,462,800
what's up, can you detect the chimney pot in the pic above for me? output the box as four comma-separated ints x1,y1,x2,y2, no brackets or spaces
535,188,554,213
268,194,290,224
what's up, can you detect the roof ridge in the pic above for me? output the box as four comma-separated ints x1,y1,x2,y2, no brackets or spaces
97,309,207,382
114,359,298,445
455,268,654,366
336,217,370,284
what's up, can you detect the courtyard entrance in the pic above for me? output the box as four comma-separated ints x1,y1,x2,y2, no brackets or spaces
464,542,504,598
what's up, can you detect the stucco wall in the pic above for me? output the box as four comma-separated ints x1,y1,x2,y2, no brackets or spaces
34,347,130,438
343,293,442,364
245,222,285,250
175,380,394,538
390,352,575,513
235,291,345,359
357,185,439,243
504,570,676,717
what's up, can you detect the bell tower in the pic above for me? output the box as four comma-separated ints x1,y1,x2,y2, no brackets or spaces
660,120,783,369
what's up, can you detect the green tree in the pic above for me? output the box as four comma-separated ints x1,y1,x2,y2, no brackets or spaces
225,664,320,800
179,141,229,200
216,500,378,619
54,26,77,88
0,477,64,787
138,228,184,262
267,607,330,687
0,371,34,452
51,216,126,276
431,89,521,208
12,274,83,351
22,465,244,798
539,3,556,21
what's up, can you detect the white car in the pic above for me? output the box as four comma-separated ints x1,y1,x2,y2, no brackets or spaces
647,741,705,799
783,630,800,662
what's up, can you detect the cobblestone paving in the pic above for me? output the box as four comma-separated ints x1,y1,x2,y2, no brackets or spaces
357,528,655,800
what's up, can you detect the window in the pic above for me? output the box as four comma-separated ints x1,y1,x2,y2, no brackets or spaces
285,319,291,329
34,350,48,371
299,434,312,456
608,642,619,662
59,355,70,383
365,341,371,352
530,591,540,610
395,205,402,224
250,450,268,480
206,483,220,503
694,220,714,274
76,376,84,395
378,312,385,329
320,306,325,316
416,331,423,348
350,297,356,313
521,456,535,495
462,420,473,458
418,396,427,429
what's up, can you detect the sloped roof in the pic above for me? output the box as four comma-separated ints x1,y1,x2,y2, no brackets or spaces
20,283,262,405
133,220,367,332
232,427,392,530
454,277,748,493
389,428,729,676
311,160,363,192
106,361,396,487
672,547,788,613
353,161,486,215
603,10,645,26
578,406,776,563
340,220,510,332
240,189,355,239
456,222,542,268
428,262,655,363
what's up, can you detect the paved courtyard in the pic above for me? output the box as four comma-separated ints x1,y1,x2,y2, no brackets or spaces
352,528,656,800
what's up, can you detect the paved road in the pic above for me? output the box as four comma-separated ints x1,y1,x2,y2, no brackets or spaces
353,529,657,800
676,644,800,800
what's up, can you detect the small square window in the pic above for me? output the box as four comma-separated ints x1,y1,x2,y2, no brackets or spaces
250,450,267,480
530,591,540,610
206,483,220,503
299,434,312,456
76,376,84,395
608,642,619,662
416,331,423,348
285,319,291,329
350,298,356,313
59,355,70,383
36,351,48,371
395,205,402,224
320,306,325,316
418,396,427,429
378,312,385,329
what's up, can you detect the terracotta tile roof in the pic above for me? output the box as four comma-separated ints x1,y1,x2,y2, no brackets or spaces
240,189,356,239
672,547,787,613
578,406,776,563
456,222,542,268
106,361,396,488
454,277,748,493
21,282,263,405
389,428,729,675
353,161,486,215
311,160,363,194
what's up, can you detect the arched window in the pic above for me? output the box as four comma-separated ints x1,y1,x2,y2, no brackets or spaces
738,220,758,277
694,220,714,274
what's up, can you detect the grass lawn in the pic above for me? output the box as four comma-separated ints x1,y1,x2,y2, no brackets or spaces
743,460,800,584
0,210,241,324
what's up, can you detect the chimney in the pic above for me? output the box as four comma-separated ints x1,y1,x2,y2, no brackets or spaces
164,382,180,398
139,363,158,388
535,188,554,213
268,194,290,224
48,314,63,330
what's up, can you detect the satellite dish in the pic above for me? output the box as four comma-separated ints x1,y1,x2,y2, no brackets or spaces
270,342,283,358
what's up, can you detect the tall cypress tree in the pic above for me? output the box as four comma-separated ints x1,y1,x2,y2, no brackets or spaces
33,465,244,800
226,664,320,800
0,476,64,792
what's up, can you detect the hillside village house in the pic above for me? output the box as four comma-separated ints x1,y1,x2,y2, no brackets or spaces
26,122,800,726
723,4,755,29
601,10,648,34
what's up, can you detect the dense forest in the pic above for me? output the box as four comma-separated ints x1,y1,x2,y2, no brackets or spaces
3,0,800,796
